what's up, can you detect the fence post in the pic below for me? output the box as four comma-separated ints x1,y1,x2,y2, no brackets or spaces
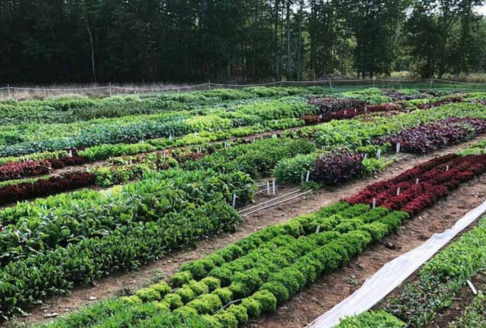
109,82,112,97
7,84,10,99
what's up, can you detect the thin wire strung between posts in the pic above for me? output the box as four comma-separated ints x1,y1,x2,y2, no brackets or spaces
2,78,485,99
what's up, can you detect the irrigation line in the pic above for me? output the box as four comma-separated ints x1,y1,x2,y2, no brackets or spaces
238,189,302,214
241,190,313,217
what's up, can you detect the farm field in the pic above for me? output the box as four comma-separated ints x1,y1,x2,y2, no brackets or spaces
1,86,486,328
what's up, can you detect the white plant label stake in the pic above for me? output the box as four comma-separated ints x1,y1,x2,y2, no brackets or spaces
316,225,321,233
306,171,311,182
267,181,271,195
446,165,450,172
397,188,401,196
467,280,478,295
68,150,73,158
232,194,238,209
396,143,401,154
272,180,276,196
372,198,377,209
416,178,420,185
376,149,382,159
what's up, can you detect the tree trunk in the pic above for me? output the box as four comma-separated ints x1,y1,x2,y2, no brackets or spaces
85,16,97,83
286,1,291,81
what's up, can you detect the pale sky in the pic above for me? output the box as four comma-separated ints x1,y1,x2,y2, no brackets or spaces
478,5,486,15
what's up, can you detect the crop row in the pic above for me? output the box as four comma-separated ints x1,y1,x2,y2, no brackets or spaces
376,117,486,154
346,154,486,215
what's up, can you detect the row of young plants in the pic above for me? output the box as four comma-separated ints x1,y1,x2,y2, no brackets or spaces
40,151,486,328
339,215,486,328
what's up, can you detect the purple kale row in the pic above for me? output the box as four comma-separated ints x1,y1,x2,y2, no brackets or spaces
376,118,486,154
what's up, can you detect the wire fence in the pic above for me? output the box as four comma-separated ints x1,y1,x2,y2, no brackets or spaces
1,78,486,100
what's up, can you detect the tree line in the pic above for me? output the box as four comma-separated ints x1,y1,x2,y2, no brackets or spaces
1,0,485,84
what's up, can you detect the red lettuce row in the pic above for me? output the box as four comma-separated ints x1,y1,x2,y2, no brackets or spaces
346,154,486,215
417,97,463,110
308,97,366,114
376,118,486,154
0,172,96,205
0,155,88,182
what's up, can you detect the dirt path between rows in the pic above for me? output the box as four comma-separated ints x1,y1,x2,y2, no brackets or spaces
9,137,486,327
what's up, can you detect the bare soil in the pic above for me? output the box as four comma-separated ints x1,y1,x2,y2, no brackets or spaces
7,137,486,327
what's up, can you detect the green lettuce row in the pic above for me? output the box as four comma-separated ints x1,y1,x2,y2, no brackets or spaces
334,311,406,328
175,203,382,283
200,211,409,327
0,196,240,318
0,169,254,266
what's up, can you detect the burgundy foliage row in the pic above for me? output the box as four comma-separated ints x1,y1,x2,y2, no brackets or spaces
308,97,367,115
346,154,486,216
0,172,96,205
376,118,486,154
312,151,364,186
0,155,88,182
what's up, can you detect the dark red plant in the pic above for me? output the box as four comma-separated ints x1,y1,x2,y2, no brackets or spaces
345,154,486,216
